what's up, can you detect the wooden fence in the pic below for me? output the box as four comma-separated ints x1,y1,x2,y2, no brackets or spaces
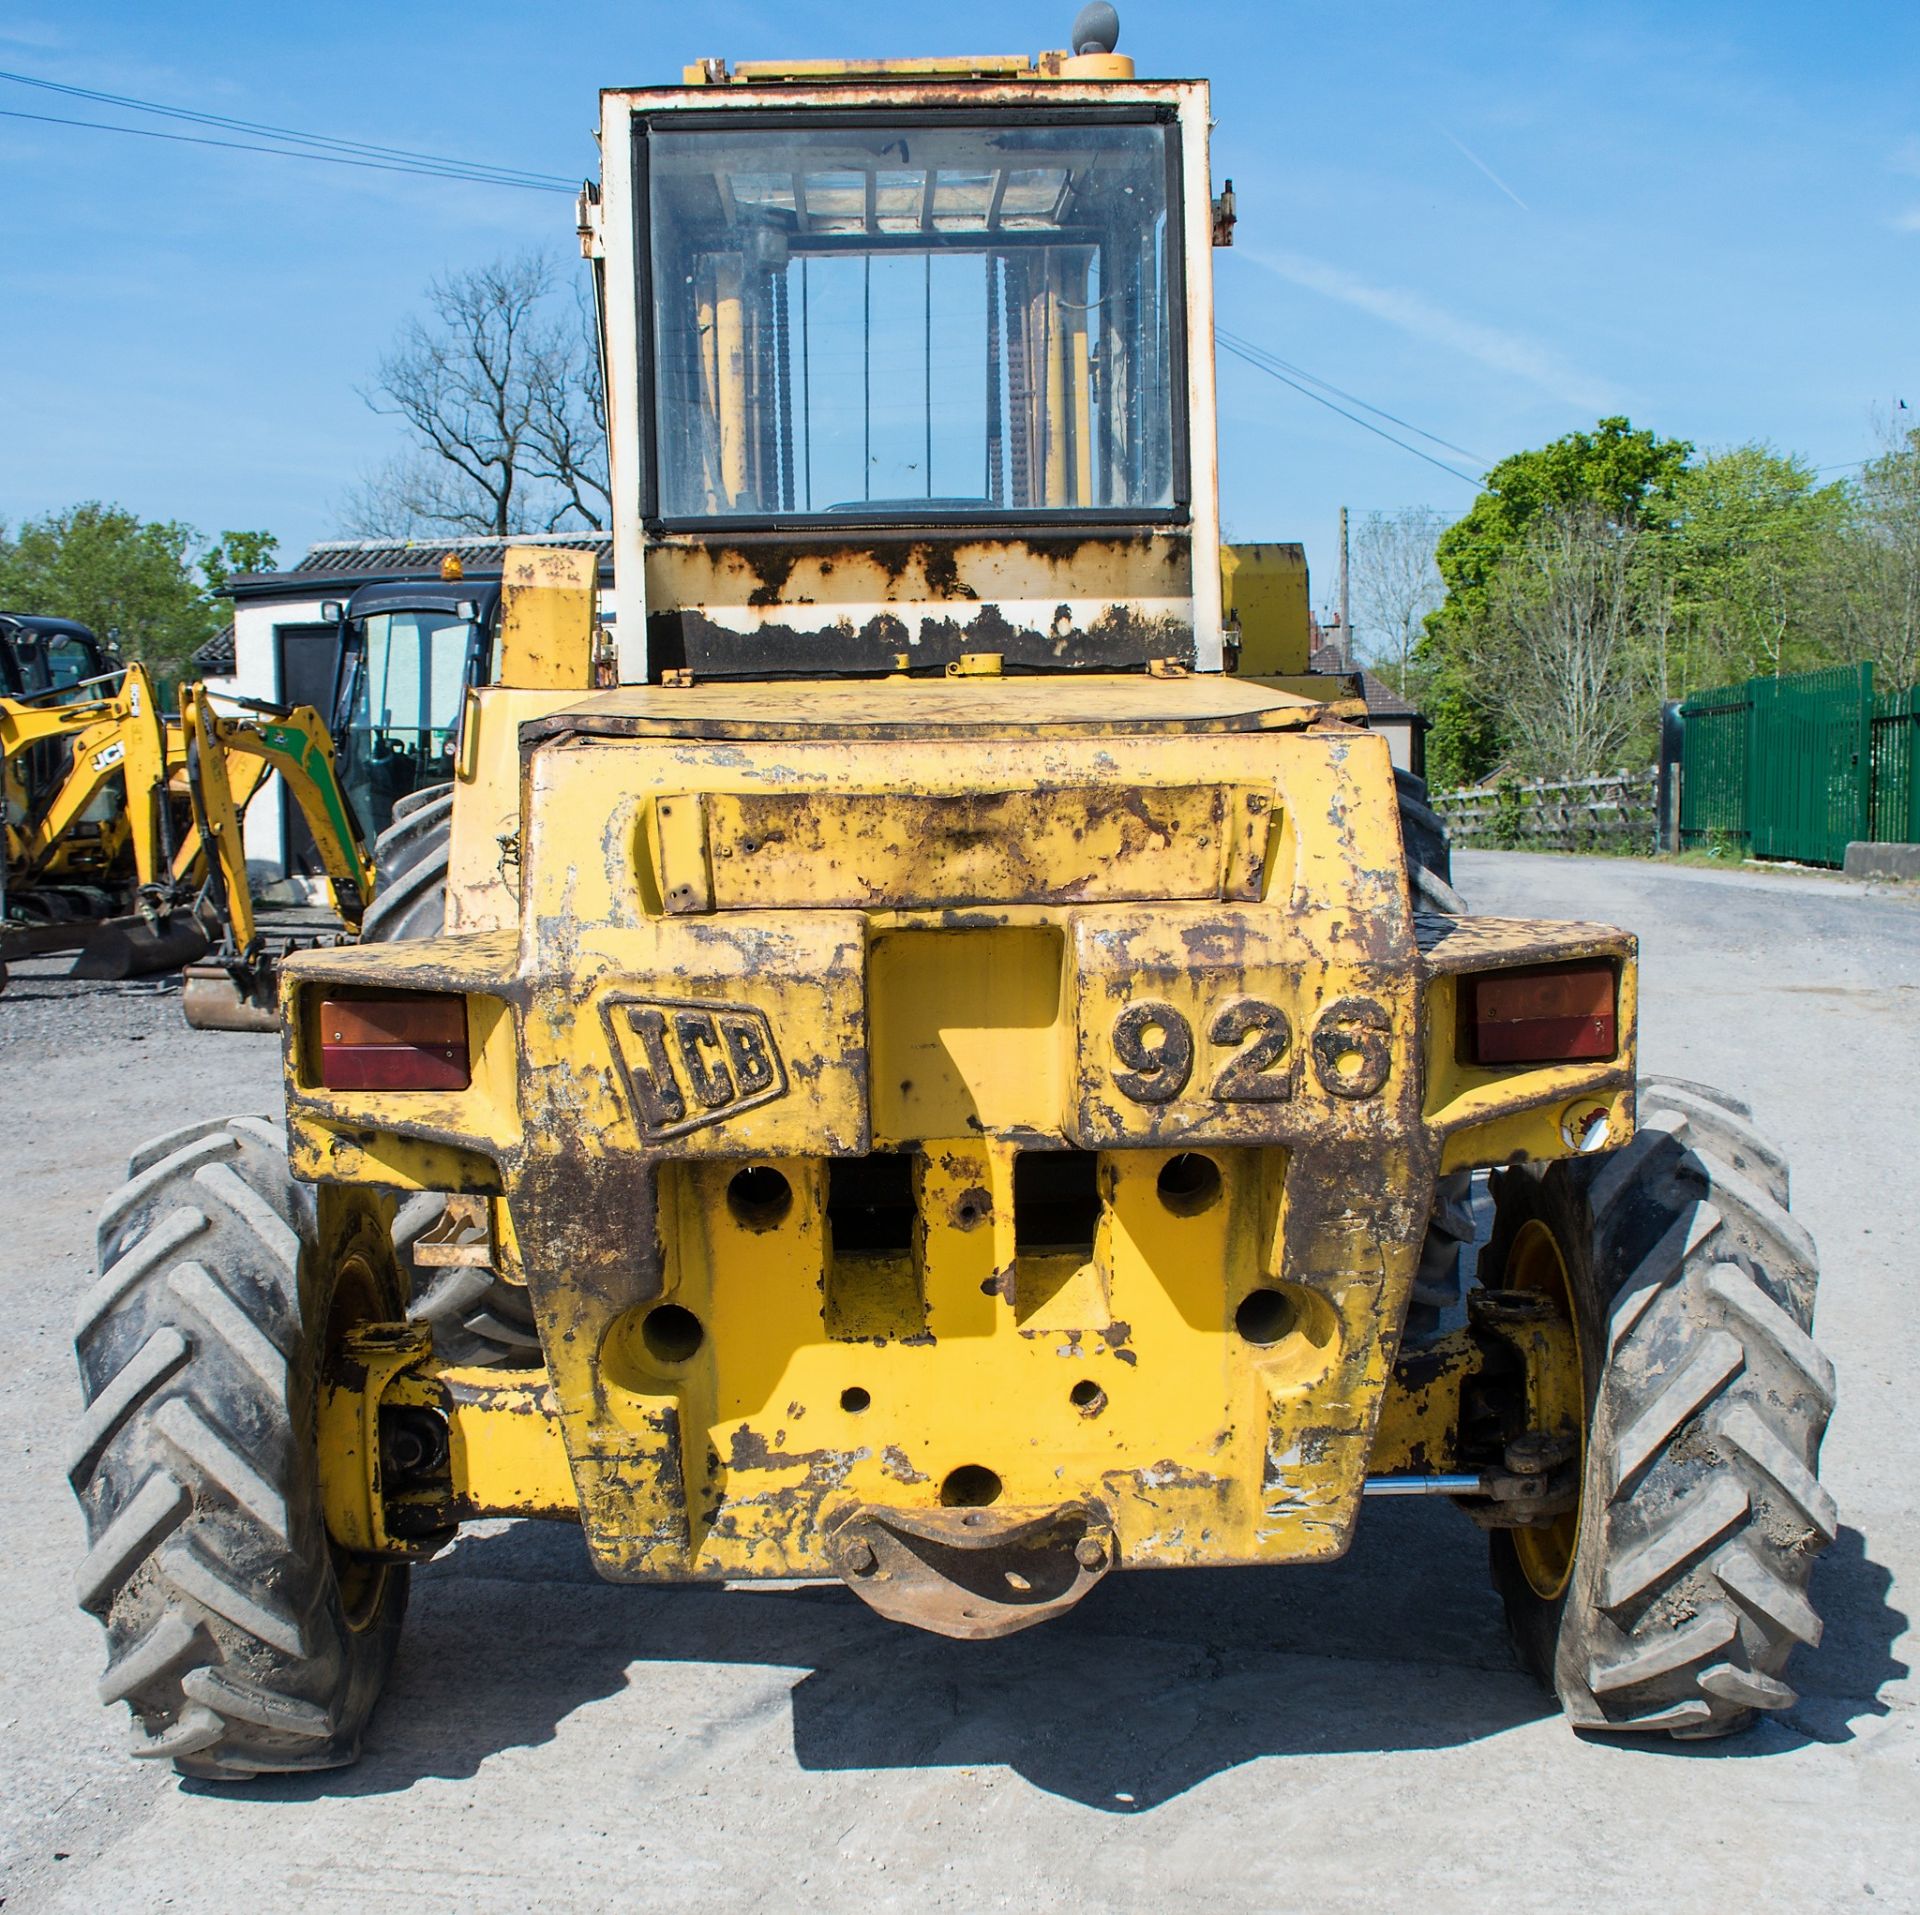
1434,770,1660,853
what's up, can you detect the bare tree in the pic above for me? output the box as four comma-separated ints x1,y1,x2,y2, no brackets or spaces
1831,420,1920,691
341,255,609,538
1463,506,1653,778
1350,507,1447,693
521,282,610,530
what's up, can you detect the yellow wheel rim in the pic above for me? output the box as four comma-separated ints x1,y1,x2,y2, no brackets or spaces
323,1240,395,1633
1504,1218,1585,1602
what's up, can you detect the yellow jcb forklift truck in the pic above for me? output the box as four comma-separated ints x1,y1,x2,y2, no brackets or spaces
70,9,1834,1777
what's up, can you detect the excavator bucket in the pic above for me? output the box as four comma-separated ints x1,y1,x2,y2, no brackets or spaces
178,958,279,1031
67,910,211,981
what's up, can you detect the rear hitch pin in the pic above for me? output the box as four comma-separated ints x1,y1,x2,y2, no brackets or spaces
1362,1474,1486,1497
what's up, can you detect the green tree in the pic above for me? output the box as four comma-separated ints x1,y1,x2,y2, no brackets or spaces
200,529,280,595
1421,417,1692,785
1830,426,1920,692
1452,506,1656,779
1655,447,1847,694
0,503,222,670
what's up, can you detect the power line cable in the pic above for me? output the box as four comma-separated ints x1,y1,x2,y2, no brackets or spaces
0,67,1503,489
0,67,574,187
1216,325,1487,465
1215,332,1483,487
0,103,576,191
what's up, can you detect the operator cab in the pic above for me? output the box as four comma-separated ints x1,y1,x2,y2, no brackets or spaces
1,613,116,811
0,613,113,703
588,30,1225,681
645,116,1180,525
328,581,498,839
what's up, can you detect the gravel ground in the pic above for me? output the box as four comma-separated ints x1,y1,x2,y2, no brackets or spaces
1,855,1915,1914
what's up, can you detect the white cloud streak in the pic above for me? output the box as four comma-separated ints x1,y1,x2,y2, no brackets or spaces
1242,246,1620,413
1435,125,1531,212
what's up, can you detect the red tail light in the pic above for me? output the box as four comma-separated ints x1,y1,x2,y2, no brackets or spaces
1464,961,1617,1066
319,993,470,1091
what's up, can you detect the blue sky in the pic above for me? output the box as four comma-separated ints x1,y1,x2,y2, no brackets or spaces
2,1,1916,610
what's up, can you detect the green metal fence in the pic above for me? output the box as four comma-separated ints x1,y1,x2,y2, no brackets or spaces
1680,662,1920,866
1870,681,1920,847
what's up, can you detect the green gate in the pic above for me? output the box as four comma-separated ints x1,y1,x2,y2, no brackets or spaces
1681,662,1918,866
1870,681,1920,848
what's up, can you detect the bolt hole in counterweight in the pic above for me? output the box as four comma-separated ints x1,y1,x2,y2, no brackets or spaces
841,1386,871,1415
941,1465,1003,1507
641,1303,705,1365
727,1164,793,1229
1069,1378,1108,1415
1156,1151,1221,1215
1235,1287,1296,1346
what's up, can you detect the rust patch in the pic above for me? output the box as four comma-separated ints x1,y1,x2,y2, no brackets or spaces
880,1445,930,1484
650,603,1194,680
726,1424,852,1476
951,1185,993,1231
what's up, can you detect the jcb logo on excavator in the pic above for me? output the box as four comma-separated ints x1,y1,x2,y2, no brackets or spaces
603,995,788,1139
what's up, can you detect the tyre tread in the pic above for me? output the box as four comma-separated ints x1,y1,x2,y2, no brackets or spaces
1488,1083,1835,1740
70,1116,405,1776
359,789,451,945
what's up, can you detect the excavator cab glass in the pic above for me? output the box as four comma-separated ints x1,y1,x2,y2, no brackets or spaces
1,615,111,702
331,585,496,837
1,614,114,808
643,112,1184,523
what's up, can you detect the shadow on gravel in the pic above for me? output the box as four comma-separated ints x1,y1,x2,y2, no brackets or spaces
219,1503,1909,1813
243,1502,1544,1813
1573,1524,1908,1761
1786,1525,1909,1744
225,1504,1911,1813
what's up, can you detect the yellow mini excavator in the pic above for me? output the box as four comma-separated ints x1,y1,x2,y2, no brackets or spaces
2,643,374,1010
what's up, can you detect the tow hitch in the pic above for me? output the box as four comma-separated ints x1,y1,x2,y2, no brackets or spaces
827,1500,1116,1640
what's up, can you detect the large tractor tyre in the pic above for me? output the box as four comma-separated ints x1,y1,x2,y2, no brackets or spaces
72,1116,407,1778
1480,1079,1834,1740
358,784,452,945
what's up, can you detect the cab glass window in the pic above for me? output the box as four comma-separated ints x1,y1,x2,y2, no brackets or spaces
340,610,477,835
43,633,99,697
644,115,1183,523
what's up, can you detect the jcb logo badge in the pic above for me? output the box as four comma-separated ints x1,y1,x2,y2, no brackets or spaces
603,995,787,1140
90,742,126,773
